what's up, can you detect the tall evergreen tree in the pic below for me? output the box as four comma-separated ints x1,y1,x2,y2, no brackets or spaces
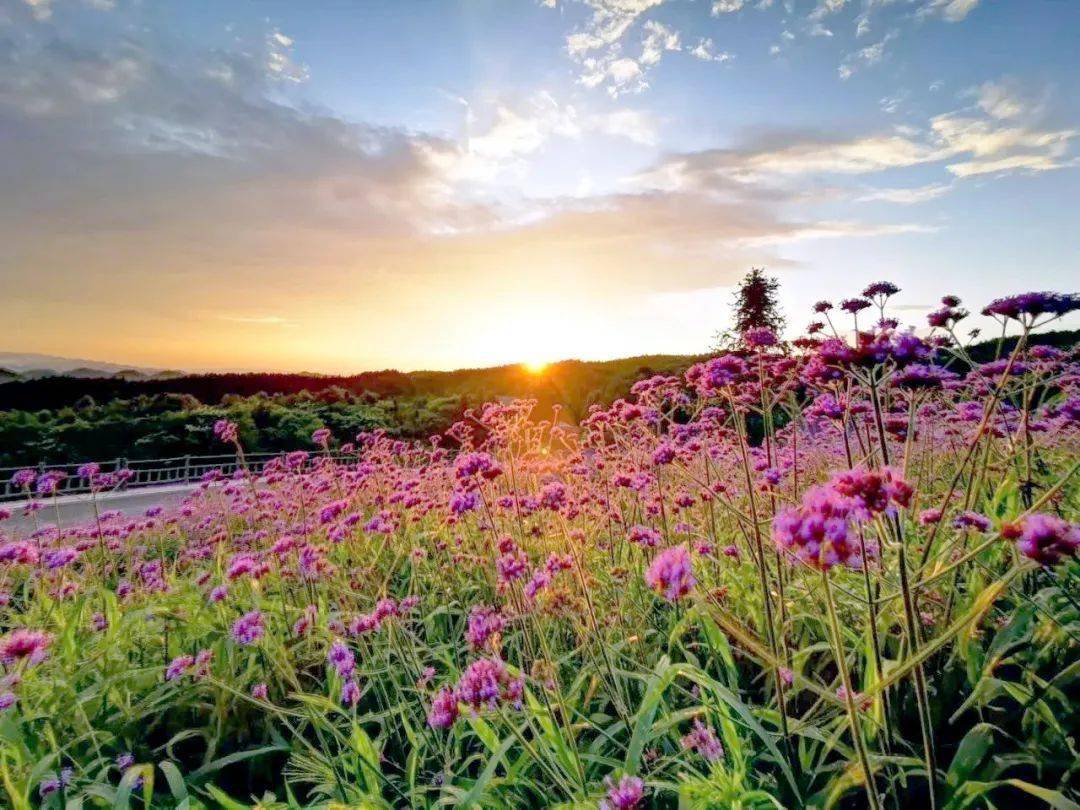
731,267,785,335
710,268,786,351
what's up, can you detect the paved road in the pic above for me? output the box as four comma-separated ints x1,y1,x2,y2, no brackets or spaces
3,484,197,536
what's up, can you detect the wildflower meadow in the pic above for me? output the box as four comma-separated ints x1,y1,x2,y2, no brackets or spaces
1,286,1078,809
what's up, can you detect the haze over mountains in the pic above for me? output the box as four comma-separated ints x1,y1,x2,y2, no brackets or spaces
0,352,184,382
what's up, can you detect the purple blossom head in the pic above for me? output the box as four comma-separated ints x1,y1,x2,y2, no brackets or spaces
213,419,239,443
744,327,778,348
862,281,900,300
455,657,524,713
11,469,36,489
466,605,505,651
454,452,502,481
628,525,661,548
327,640,356,678
427,687,459,729
35,471,66,496
230,610,265,646
651,442,677,466
165,654,194,681
1011,514,1079,566
341,678,361,707
0,628,52,666
840,298,872,315
77,462,100,480
645,546,695,602
953,511,991,532
982,291,1079,322
312,427,332,446
601,775,645,810
449,490,480,515
681,719,725,762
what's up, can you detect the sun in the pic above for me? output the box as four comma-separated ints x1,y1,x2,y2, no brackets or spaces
522,360,548,375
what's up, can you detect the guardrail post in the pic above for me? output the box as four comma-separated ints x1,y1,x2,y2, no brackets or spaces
184,455,191,482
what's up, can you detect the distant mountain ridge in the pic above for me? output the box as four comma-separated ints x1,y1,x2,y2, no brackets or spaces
0,352,184,382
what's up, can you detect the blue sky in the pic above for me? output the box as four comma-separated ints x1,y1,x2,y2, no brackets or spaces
0,0,1077,372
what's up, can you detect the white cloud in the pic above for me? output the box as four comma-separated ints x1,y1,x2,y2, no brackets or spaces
689,37,733,63
732,221,936,247
857,183,952,203
975,81,1025,120
919,0,980,23
838,32,894,79
266,28,308,83
565,0,664,57
712,0,745,13
450,93,657,181
879,93,905,114
808,0,848,21
561,0,678,96
640,20,680,65
632,83,1075,191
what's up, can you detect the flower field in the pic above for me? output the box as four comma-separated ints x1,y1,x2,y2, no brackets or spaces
1,287,1078,809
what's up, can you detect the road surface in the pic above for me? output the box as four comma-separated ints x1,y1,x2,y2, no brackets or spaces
2,483,198,536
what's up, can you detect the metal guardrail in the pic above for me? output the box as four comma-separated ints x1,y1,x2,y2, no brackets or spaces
0,452,348,502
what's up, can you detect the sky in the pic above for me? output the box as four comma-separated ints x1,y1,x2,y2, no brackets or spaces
0,0,1077,373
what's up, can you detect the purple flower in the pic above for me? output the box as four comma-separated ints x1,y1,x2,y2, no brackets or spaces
681,719,725,762
449,490,480,515
165,655,194,680
327,641,356,678
455,657,524,713
496,549,528,583
0,692,16,711
601,775,645,810
628,525,661,548
116,752,135,771
213,419,239,443
0,629,52,666
43,547,79,570
77,462,100,479
427,687,459,729
341,678,361,706
230,610,265,646
35,471,67,496
744,327,778,348
251,683,269,700
982,291,1079,321
466,605,505,651
645,546,695,602
651,442,677,466
39,776,61,798
1010,514,1079,566
862,281,900,300
953,511,991,532
312,427,332,446
454,452,502,480
11,469,36,489
840,298,871,314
